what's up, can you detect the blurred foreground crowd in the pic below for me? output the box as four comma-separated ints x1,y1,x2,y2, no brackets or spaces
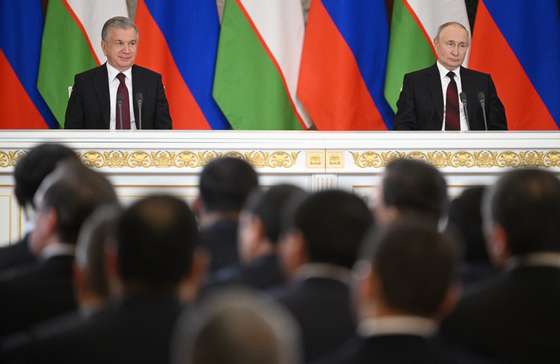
1,142,559,364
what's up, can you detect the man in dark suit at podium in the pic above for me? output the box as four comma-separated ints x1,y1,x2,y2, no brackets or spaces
394,22,507,131
65,17,172,130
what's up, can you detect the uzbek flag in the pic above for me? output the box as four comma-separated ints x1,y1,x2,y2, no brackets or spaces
37,0,129,128
470,0,560,130
384,0,470,114
213,0,309,130
0,0,55,129
135,0,229,129
297,0,393,130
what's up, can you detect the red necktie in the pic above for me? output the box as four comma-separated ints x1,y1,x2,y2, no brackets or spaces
116,73,131,130
445,71,459,131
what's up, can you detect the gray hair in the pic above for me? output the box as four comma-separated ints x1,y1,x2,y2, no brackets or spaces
435,21,470,41
173,290,302,364
101,16,137,41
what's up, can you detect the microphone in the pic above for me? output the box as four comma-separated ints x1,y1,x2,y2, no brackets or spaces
478,92,488,131
459,92,470,131
116,94,124,130
135,93,144,130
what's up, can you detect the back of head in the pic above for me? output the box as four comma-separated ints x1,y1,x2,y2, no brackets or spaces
117,194,198,292
36,159,118,245
485,168,560,256
174,290,301,364
448,186,490,263
244,184,307,245
292,189,373,268
362,219,459,317
381,158,448,224
199,157,259,213
14,143,78,209
75,206,121,301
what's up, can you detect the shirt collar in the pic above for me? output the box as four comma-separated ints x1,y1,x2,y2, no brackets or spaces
294,263,352,285
106,62,132,82
507,252,560,270
436,61,460,81
358,316,437,338
40,242,75,260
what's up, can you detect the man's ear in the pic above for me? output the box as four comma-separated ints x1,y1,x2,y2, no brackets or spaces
178,248,208,303
486,224,510,268
279,230,308,279
436,283,461,320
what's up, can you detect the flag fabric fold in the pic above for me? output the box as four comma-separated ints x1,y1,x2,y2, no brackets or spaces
0,0,55,129
297,0,393,130
135,0,229,129
213,0,308,130
384,0,471,114
37,0,128,128
469,0,560,130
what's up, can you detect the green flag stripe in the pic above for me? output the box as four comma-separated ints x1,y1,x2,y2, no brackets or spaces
37,0,97,127
213,0,302,130
384,1,435,113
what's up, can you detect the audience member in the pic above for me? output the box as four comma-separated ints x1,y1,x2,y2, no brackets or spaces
275,189,374,363
320,219,463,364
447,186,496,286
0,143,78,272
441,168,560,363
195,157,259,274
209,184,307,291
374,158,448,228
0,159,117,338
173,290,302,364
19,194,203,364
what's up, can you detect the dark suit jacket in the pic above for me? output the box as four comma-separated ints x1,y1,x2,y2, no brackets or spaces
0,234,36,273
275,277,356,363
394,65,507,131
317,334,462,364
441,265,560,363
65,64,172,129
21,294,184,364
0,255,76,338
198,219,240,274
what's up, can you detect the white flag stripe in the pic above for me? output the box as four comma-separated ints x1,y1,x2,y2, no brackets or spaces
407,0,471,65
67,0,129,64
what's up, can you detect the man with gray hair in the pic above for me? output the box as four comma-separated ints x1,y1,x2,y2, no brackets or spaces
65,16,172,129
394,21,506,131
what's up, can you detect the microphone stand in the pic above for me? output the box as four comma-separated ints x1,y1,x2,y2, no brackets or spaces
478,92,488,131
459,92,470,131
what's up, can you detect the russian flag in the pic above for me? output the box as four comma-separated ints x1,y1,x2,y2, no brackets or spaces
470,1,560,130
297,0,393,130
0,0,56,129
135,0,229,129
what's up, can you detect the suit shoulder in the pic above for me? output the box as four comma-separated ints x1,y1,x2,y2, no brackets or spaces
461,67,492,81
403,65,437,80
74,65,106,81
133,65,162,79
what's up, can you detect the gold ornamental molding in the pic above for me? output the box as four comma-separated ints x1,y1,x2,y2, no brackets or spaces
80,150,300,169
351,150,560,169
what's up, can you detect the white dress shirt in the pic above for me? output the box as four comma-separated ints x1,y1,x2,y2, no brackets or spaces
358,316,437,338
106,63,136,130
437,61,469,131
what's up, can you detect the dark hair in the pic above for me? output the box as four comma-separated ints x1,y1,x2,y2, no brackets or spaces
117,194,198,292
291,190,373,268
243,184,307,245
39,159,118,245
485,168,560,256
199,157,259,213
447,186,490,263
76,206,121,299
381,158,448,224
362,219,459,317
14,143,78,208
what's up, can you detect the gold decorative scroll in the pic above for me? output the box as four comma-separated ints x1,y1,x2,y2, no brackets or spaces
351,151,560,169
